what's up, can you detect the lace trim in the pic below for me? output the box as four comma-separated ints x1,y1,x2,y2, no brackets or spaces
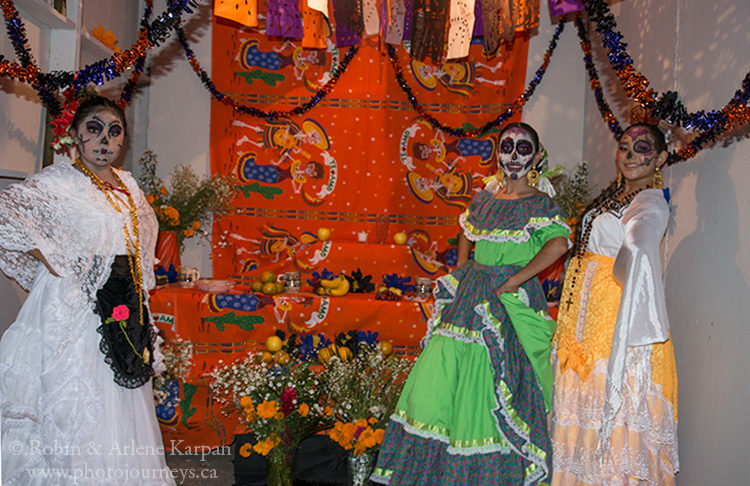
420,273,459,348
389,411,513,455
551,357,679,481
460,211,570,243
476,300,549,486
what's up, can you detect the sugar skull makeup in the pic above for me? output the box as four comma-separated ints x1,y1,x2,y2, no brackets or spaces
74,109,125,169
498,127,537,180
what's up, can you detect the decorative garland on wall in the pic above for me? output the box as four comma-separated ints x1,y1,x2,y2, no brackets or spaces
0,0,746,165
573,16,622,139
575,15,749,165
387,23,565,138
0,0,197,114
583,0,749,137
176,26,358,121
117,1,153,108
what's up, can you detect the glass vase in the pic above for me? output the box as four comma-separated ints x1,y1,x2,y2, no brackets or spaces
267,447,294,486
347,450,377,486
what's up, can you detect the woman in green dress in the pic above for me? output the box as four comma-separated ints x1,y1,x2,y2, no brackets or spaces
371,123,570,485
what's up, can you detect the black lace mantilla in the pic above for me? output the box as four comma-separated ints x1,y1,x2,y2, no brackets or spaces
95,255,155,389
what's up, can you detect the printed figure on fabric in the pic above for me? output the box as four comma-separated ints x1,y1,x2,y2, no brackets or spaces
237,38,338,89
234,117,338,206
400,121,493,208
410,57,508,96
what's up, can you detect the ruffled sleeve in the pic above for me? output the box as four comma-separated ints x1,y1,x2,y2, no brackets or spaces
600,188,670,450
459,191,570,244
0,171,69,289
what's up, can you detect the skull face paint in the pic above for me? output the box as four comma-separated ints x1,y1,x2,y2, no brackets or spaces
73,109,125,171
615,126,661,188
498,127,537,180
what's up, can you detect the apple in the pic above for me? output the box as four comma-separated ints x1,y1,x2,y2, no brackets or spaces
393,232,408,245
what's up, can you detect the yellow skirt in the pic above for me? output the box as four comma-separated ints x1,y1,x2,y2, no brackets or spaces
551,253,678,485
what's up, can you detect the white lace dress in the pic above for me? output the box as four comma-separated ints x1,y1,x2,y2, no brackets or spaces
0,159,174,485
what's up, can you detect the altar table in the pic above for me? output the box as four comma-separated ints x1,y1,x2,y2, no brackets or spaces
150,284,430,450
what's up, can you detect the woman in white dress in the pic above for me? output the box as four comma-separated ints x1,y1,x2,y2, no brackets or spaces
0,96,175,484
551,123,679,484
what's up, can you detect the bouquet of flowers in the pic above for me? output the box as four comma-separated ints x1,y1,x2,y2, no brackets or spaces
153,339,194,407
137,149,235,250
210,351,334,485
324,341,413,456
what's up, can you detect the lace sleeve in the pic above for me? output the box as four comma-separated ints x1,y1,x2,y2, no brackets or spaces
0,176,65,289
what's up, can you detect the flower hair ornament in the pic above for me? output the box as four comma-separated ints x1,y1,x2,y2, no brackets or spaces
49,85,99,156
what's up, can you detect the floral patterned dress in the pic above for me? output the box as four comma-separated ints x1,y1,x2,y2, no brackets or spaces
371,191,569,485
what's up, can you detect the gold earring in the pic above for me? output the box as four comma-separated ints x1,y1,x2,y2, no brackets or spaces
652,166,663,189
617,171,623,189
526,169,540,187
495,170,506,187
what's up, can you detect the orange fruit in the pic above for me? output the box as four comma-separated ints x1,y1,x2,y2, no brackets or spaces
317,227,331,241
274,351,290,365
274,282,285,294
380,341,393,356
261,270,276,283
265,336,283,352
393,232,408,245
251,280,264,292
261,351,273,363
262,282,277,295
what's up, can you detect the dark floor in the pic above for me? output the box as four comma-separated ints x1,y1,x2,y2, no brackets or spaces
166,444,364,486
166,450,235,485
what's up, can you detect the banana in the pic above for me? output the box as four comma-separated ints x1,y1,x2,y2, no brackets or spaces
320,275,344,289
327,277,350,297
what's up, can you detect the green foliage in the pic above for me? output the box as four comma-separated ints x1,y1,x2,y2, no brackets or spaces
137,149,235,249
552,161,591,222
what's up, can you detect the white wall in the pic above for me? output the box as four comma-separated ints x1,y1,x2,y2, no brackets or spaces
524,4,586,171
580,1,750,483
139,0,213,277
1,0,748,480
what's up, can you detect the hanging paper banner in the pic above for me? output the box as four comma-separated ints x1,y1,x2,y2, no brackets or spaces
548,0,584,17
308,0,329,17
446,0,477,60
214,0,259,27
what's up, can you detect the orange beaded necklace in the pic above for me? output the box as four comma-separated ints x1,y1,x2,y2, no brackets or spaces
73,158,148,363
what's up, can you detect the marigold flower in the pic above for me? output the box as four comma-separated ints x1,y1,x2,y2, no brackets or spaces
160,186,168,195
183,228,195,237
323,406,333,417
192,221,201,230
239,396,253,409
238,442,253,458
252,436,277,456
111,305,130,321
274,412,284,420
146,194,155,205
256,400,279,419
298,403,310,417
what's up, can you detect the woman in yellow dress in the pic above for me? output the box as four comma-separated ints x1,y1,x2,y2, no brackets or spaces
551,123,679,484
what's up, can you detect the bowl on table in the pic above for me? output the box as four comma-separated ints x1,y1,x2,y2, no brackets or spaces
194,279,236,293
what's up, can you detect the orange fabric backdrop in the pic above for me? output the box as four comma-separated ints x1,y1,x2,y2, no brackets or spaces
152,11,533,450
209,19,531,282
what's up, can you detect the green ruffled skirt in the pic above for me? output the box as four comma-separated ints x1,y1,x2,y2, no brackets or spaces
371,261,553,485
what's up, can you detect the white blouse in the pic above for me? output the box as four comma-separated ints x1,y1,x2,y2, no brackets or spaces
584,188,672,447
